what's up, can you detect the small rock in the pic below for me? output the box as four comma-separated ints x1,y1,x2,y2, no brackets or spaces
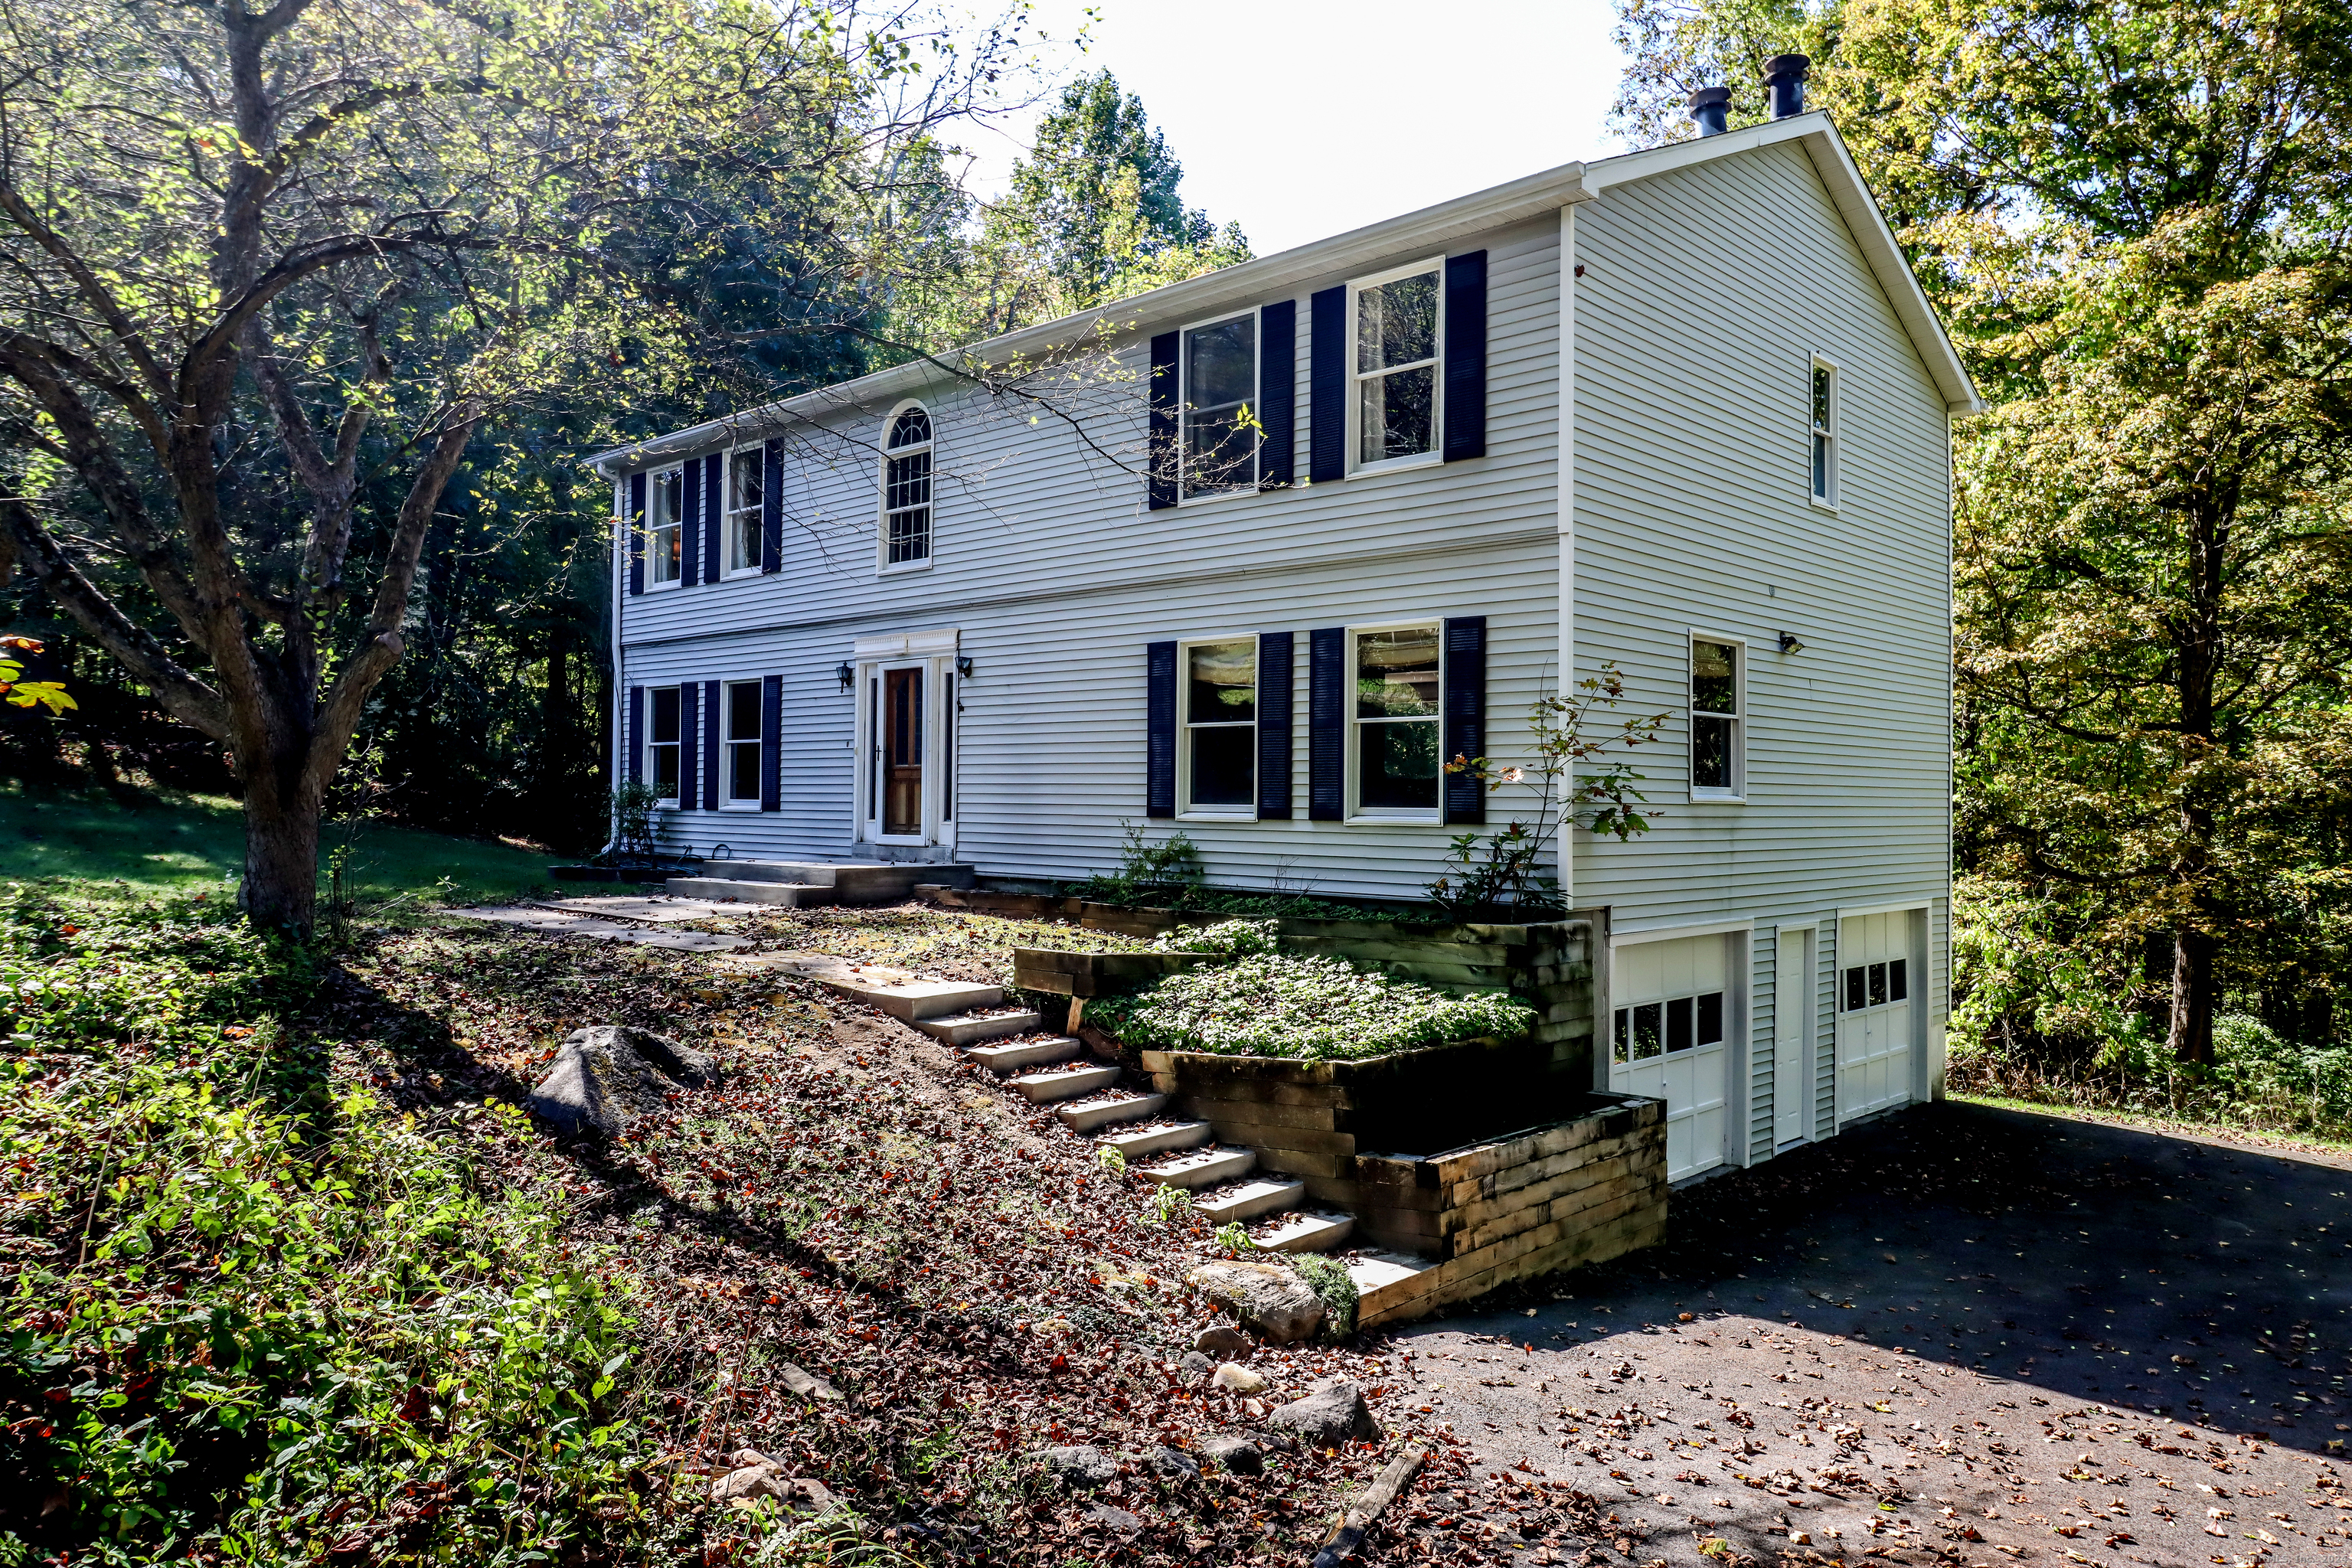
1083,1501,1143,1536
1193,1325,1255,1361
787,1477,842,1514
1179,1351,1215,1383
776,1362,843,1402
1036,1316,1076,1336
1198,1433,1263,1475
526,1024,717,1135
727,1447,780,1469
1213,1362,1268,1393
1268,1378,1382,1449
1184,1260,1325,1344
712,1463,788,1502
1039,1445,1117,1488
1147,1445,1200,1478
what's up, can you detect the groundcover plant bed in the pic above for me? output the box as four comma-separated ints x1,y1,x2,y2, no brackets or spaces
1086,950,1536,1060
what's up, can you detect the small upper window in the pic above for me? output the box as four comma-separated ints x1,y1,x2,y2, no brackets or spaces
726,449,763,575
646,686,682,802
724,680,763,804
882,407,933,568
1353,624,1442,815
1841,958,1908,1012
1810,357,1840,507
1691,638,1742,798
1182,315,1258,498
646,467,684,586
1183,639,1256,813
1354,264,1442,469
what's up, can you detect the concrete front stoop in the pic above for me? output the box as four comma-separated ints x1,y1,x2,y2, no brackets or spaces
669,861,975,909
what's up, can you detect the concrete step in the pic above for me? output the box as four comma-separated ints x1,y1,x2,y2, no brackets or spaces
968,1035,1082,1073
707,861,975,904
1096,1119,1211,1161
913,1009,1042,1046
705,861,836,886
830,979,1003,1022
1054,1091,1166,1132
1008,1062,1119,1103
1346,1250,1437,1299
1194,1177,1305,1223
665,877,811,906
1253,1210,1356,1253
1137,1145,1255,1191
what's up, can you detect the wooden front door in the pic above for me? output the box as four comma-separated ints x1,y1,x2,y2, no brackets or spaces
882,667,923,837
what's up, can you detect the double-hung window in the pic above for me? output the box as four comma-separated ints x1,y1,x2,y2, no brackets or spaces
1809,356,1840,507
724,680,762,805
1352,261,1442,471
1182,639,1255,814
1690,637,1743,799
725,449,763,575
646,466,684,586
880,405,933,569
1841,956,1908,1014
1181,314,1257,498
1352,623,1442,816
646,686,681,803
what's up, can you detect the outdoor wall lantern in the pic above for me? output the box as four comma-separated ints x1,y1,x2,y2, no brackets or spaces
956,655,975,679
835,661,854,690
1777,632,1807,655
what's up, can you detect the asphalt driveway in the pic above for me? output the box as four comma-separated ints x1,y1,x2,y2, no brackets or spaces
1359,1101,2352,1567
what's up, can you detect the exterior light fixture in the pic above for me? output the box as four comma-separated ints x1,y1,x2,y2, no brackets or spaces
1778,632,1806,655
835,661,854,690
956,655,975,679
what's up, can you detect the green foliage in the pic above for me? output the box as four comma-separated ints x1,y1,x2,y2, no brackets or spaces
612,780,662,861
0,893,655,1563
1289,1253,1359,1343
1089,953,1536,1062
1141,1184,1193,1226
1095,1145,1128,1177
1151,919,1279,959
1211,1222,1259,1256
1077,822,1207,906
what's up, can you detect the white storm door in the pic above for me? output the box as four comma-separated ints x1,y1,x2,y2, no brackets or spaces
1609,934,1731,1183
1835,910,1914,1122
1772,926,1814,1146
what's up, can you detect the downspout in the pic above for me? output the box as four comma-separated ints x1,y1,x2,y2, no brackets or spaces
605,469,625,856
1556,200,1579,906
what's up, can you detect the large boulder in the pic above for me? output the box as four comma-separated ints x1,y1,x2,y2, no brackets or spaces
1268,1378,1382,1449
527,1025,716,1135
1185,1260,1325,1344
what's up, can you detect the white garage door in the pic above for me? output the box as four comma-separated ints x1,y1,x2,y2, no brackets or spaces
1836,911,1914,1122
1610,934,1731,1183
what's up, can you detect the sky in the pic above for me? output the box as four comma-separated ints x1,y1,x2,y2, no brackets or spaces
956,0,1637,257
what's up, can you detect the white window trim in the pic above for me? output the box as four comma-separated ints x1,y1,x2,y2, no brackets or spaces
722,444,765,580
1808,353,1841,511
644,464,686,591
1345,256,1447,479
1175,633,1259,821
1344,616,1446,825
1687,629,1747,804
1177,308,1261,506
876,398,935,577
719,678,763,810
645,682,683,807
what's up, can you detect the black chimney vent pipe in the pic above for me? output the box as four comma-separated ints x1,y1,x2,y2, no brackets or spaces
1765,54,1810,119
1687,85,1731,136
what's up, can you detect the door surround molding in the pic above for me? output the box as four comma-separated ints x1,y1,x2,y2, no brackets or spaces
851,629,959,848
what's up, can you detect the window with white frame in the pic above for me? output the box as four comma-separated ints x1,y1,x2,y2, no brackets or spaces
1182,639,1255,813
1690,638,1742,797
1809,357,1839,506
646,685,681,802
724,680,762,804
1841,954,1909,1014
1353,623,1442,815
646,466,684,586
881,406,933,567
1182,314,1257,498
1612,987,1726,1067
1353,262,1442,469
725,449,763,574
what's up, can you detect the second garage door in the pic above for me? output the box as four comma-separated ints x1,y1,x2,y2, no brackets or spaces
1609,933,1733,1183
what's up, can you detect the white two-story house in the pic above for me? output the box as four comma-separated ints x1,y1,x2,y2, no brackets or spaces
587,83,1981,1186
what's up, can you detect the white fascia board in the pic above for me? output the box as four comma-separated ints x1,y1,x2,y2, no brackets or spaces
1583,114,1984,417
587,161,1593,474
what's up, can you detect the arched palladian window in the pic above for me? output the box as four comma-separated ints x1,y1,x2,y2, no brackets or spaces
880,404,933,568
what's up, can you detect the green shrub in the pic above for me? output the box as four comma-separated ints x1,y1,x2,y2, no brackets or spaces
1151,918,1279,959
1088,953,1534,1061
1290,1253,1358,1341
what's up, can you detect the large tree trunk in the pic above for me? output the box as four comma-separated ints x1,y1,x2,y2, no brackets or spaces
2168,921,2216,1065
236,717,326,933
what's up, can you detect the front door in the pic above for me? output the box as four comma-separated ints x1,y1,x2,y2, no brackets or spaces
881,666,923,838
1835,910,1914,1122
1609,933,1732,1183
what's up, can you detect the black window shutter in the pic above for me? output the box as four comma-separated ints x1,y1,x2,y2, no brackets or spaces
1308,286,1347,484
626,684,643,783
1308,626,1345,820
680,462,701,585
1442,251,1488,462
1147,333,1180,510
1442,615,1488,824
1145,640,1177,818
759,674,782,811
1256,629,1293,819
678,680,700,810
760,439,783,573
701,681,720,809
1258,301,1295,489
703,455,724,583
626,473,645,596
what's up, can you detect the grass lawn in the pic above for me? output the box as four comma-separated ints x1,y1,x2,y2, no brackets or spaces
0,778,559,909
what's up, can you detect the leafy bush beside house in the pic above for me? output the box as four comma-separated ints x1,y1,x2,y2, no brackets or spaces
1086,951,1535,1061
